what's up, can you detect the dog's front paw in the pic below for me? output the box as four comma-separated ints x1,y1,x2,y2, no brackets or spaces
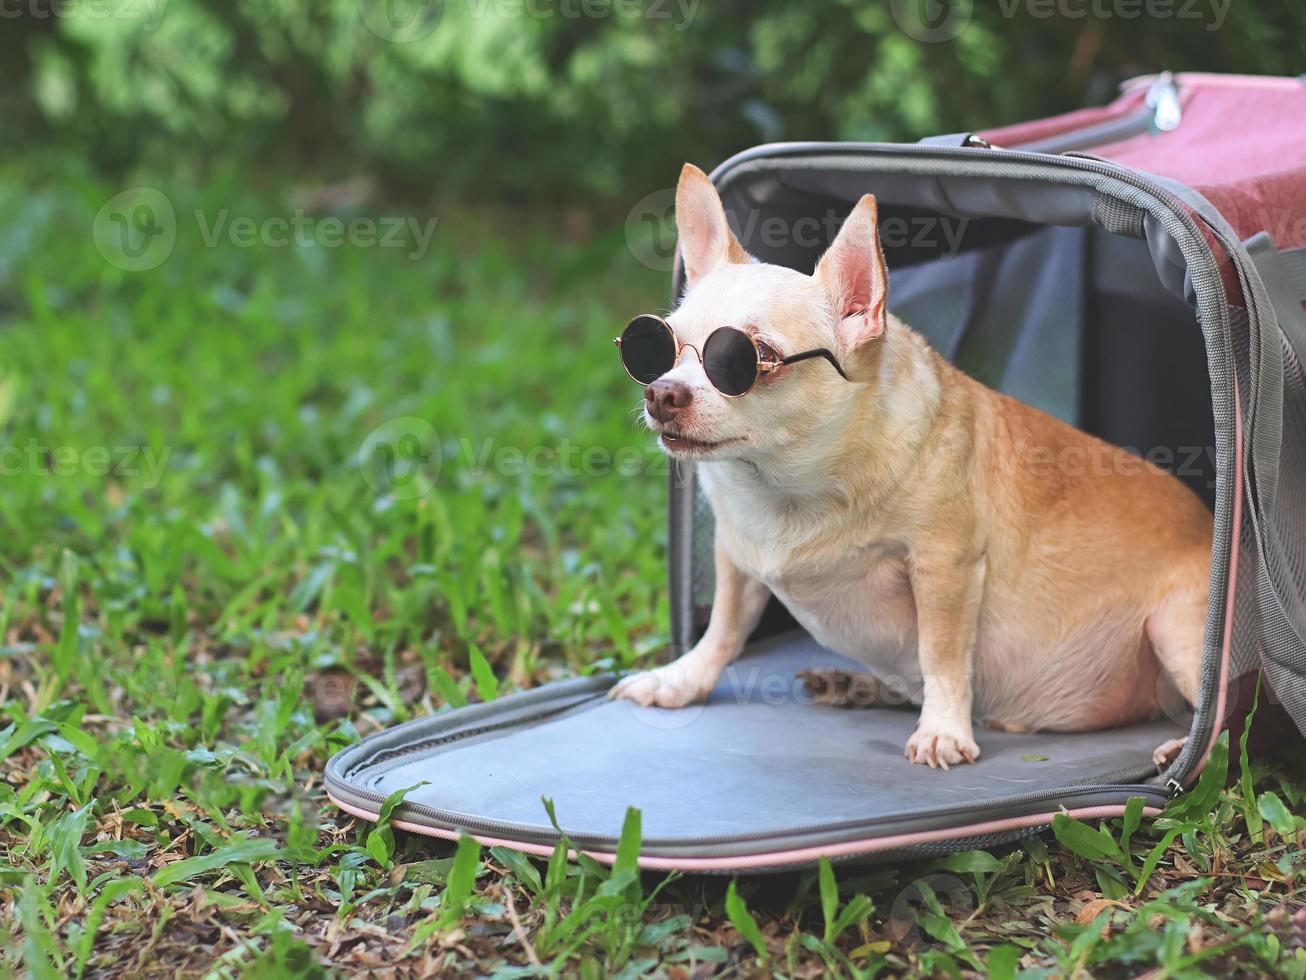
905,725,980,769
608,659,716,708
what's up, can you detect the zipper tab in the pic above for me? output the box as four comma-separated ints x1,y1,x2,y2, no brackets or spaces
1146,72,1183,133
1166,777,1184,799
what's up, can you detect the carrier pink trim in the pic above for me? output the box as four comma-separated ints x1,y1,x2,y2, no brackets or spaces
1188,364,1243,781
328,793,1161,872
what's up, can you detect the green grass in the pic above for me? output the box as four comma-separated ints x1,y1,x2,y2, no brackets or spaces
0,167,1304,978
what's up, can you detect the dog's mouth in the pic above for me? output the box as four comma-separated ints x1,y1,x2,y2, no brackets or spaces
656,429,741,455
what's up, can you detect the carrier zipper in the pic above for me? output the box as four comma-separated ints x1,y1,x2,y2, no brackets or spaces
329,774,1168,851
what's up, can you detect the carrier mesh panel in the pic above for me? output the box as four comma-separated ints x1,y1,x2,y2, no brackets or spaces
1227,305,1263,697
1258,331,1306,735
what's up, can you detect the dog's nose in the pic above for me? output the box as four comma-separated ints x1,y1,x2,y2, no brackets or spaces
646,379,693,422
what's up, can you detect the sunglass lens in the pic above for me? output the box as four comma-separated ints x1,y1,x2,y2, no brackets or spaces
620,315,676,384
703,327,759,396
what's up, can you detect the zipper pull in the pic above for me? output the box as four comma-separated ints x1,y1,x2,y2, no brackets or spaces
1146,72,1183,133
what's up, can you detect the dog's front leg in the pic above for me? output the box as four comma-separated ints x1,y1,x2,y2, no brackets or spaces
905,549,985,768
609,537,770,708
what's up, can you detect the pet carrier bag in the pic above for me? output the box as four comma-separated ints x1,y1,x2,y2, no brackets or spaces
326,72,1306,870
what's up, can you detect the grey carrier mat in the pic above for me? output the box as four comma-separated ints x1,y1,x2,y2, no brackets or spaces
326,634,1184,871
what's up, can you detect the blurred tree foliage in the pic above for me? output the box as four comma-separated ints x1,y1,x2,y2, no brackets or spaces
4,0,1304,202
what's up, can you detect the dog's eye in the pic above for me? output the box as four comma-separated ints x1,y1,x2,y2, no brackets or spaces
755,340,780,363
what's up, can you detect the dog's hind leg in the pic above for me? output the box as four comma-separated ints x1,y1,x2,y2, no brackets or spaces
797,668,916,710
1147,583,1207,706
1145,576,1209,770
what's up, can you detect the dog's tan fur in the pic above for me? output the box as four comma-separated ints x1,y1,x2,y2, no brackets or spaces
610,164,1213,768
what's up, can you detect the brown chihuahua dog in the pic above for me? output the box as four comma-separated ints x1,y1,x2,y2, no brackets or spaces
610,164,1213,769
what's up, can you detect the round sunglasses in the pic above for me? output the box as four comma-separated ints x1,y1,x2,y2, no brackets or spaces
614,314,848,397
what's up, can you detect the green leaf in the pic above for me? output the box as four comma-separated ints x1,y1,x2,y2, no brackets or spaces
365,781,428,870
0,719,58,764
49,804,91,889
819,857,838,943
153,837,282,887
1240,677,1264,842
1119,796,1144,873
1134,827,1185,896
289,561,335,613
402,857,455,885
54,723,101,762
438,835,482,927
724,880,769,966
81,839,148,861
366,833,391,867
55,551,80,675
489,846,542,895
985,943,1020,980
468,644,499,702
72,878,142,979
829,894,874,944
1051,813,1121,863
428,665,468,709
19,877,64,980
1257,791,1296,836
611,806,642,886
1166,731,1228,822
925,850,1005,875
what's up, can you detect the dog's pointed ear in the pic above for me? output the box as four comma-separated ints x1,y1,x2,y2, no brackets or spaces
676,163,750,285
816,194,888,353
